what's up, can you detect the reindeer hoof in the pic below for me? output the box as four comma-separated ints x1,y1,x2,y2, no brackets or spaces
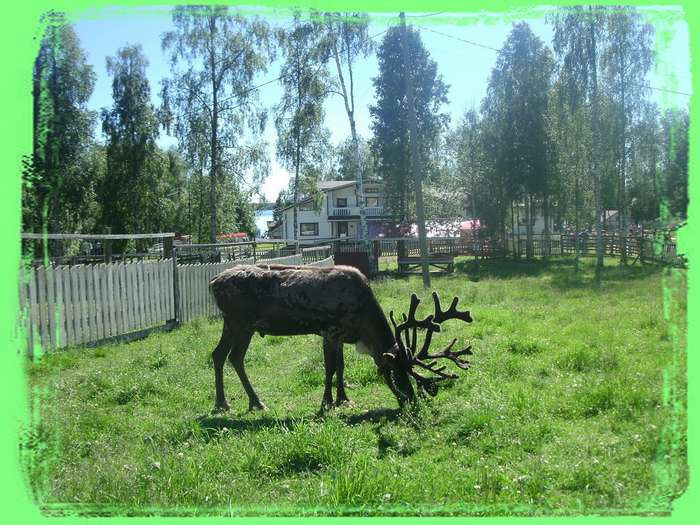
215,399,231,412
336,398,354,408
249,401,267,411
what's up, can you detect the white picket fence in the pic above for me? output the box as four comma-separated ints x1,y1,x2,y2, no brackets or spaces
177,258,254,324
309,255,334,268
18,253,333,355
176,253,316,323
18,260,174,356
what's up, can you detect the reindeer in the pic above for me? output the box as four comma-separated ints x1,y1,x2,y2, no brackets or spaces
208,263,474,411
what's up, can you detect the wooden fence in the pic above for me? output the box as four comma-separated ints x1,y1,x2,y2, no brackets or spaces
359,233,682,266
18,252,332,356
18,260,174,357
176,254,333,323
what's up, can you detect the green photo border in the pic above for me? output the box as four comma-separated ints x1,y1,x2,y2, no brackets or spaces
1,0,695,521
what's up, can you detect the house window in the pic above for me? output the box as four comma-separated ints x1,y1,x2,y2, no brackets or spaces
337,222,348,237
336,198,347,208
366,197,379,208
299,223,319,236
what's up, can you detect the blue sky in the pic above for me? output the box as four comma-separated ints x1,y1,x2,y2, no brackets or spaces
71,5,691,202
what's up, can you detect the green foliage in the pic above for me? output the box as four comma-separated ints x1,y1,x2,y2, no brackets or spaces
24,12,97,250
161,6,273,242
321,12,374,239
275,11,331,240
480,22,553,245
25,259,687,514
433,109,481,220
659,107,689,219
370,25,449,222
100,44,160,247
327,136,376,182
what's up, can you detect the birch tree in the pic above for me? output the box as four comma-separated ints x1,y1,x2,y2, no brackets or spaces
275,12,330,240
161,6,273,242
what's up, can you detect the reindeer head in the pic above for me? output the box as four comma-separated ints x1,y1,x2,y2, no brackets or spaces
382,292,473,403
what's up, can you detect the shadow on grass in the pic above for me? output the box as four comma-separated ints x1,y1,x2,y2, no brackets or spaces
453,256,663,290
195,405,403,442
196,414,300,440
455,257,575,281
339,407,401,426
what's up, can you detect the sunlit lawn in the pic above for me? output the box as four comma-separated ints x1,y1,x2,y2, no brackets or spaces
24,257,687,516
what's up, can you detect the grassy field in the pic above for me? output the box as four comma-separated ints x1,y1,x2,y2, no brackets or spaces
23,257,687,516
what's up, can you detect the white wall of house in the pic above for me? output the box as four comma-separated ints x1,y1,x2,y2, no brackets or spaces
327,185,358,209
514,209,550,235
280,181,385,241
281,207,333,240
327,184,383,212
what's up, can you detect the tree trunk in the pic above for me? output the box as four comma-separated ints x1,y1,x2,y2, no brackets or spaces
588,7,604,281
574,175,580,271
526,193,533,259
543,193,550,260
328,25,368,242
510,200,517,258
208,15,219,244
619,54,628,265
293,134,300,241
400,12,430,288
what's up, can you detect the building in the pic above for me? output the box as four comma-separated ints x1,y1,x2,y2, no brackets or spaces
512,200,557,235
274,180,395,242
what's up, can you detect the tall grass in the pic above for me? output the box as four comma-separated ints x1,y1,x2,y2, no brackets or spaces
23,257,687,516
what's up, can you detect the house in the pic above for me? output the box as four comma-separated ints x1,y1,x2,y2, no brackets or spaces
275,180,392,242
512,200,557,235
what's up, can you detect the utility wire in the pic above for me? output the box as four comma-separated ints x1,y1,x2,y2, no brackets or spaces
406,12,445,18
227,27,389,107
636,84,690,97
422,26,690,97
421,26,500,52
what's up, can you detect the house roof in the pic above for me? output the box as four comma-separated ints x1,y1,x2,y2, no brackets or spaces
277,180,382,212
317,180,355,191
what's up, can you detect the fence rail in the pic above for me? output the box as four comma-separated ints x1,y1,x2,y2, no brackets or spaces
19,250,326,356
18,228,683,357
361,233,682,266
18,259,174,356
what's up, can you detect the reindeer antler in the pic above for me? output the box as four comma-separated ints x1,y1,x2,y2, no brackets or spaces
391,292,474,390
412,292,473,370
389,293,439,359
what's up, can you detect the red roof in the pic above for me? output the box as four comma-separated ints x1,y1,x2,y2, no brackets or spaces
460,220,481,231
217,232,247,239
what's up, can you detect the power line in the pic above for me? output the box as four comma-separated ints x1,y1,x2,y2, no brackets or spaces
421,26,500,52
228,27,389,105
422,26,690,97
406,12,444,18
637,84,690,97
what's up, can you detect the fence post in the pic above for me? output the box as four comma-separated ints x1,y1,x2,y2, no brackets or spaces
372,240,381,275
253,240,257,263
163,236,173,259
172,246,180,325
104,227,112,263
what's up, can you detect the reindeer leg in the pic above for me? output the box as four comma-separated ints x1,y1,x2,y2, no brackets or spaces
212,318,234,411
321,335,337,410
227,329,266,411
335,342,352,406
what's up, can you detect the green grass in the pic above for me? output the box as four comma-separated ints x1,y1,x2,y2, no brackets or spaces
22,257,687,516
